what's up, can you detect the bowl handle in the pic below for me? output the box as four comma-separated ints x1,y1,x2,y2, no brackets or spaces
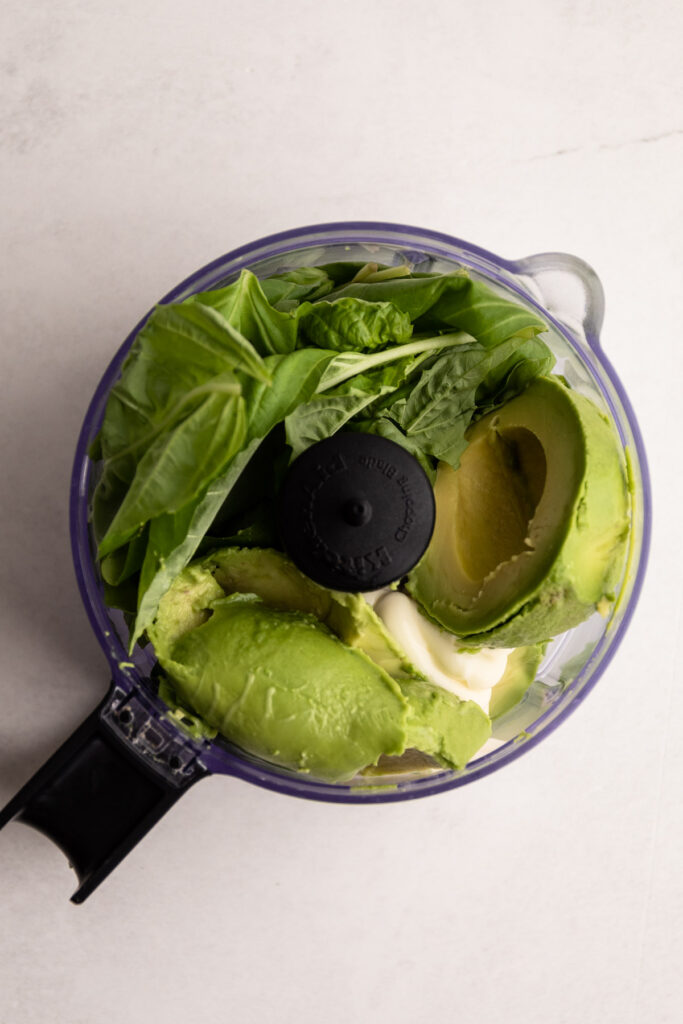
512,252,605,350
0,682,208,903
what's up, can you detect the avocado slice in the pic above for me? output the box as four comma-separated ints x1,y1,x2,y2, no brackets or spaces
488,645,545,720
407,377,630,647
175,546,420,681
148,547,491,780
400,675,494,768
159,593,407,781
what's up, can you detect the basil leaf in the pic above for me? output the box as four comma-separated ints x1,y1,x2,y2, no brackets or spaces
384,335,554,468
297,297,413,352
474,336,555,415
345,418,437,482
414,278,548,346
129,349,336,644
190,269,299,354
259,267,334,309
132,439,262,647
318,332,473,392
92,294,271,548
325,271,547,346
101,526,149,586
285,361,409,460
323,272,468,320
153,302,272,384
99,389,247,557
241,348,338,438
314,261,372,285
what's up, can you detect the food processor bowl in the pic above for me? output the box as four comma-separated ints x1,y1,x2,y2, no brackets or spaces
1,222,650,900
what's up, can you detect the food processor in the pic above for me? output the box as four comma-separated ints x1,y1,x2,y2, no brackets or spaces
0,222,650,902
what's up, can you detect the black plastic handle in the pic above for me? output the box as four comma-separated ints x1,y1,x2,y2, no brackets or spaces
0,683,208,903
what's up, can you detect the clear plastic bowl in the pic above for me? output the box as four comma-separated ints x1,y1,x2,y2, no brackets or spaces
71,222,650,803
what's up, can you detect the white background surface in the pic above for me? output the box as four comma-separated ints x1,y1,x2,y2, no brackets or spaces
1,2,681,1022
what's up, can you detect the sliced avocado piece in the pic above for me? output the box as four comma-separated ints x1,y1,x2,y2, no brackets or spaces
149,547,491,778
148,563,225,643
200,546,419,680
408,377,630,647
400,676,491,768
159,593,407,782
209,546,331,619
325,590,422,682
488,644,545,720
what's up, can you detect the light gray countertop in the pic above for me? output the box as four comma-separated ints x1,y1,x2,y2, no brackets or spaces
1,2,681,1022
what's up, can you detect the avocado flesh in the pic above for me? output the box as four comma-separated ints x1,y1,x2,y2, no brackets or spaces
162,594,407,782
400,676,492,768
408,377,630,647
149,547,491,779
201,547,416,679
488,645,545,720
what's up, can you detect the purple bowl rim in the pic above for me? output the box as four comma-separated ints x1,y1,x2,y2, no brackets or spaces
69,220,652,804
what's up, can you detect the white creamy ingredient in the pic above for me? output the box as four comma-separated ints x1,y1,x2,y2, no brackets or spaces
361,588,392,609
374,591,512,714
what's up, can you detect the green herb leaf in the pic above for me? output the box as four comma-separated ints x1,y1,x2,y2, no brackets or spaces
344,417,437,481
132,439,262,647
383,335,554,468
92,294,271,549
99,389,247,557
285,360,410,460
259,266,334,309
129,349,336,644
297,297,413,352
155,301,273,384
241,348,338,439
474,336,555,415
101,526,149,586
323,272,469,320
325,271,547,346
190,269,299,354
318,332,473,392
414,277,548,346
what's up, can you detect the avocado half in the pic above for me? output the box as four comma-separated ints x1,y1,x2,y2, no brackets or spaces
407,376,630,647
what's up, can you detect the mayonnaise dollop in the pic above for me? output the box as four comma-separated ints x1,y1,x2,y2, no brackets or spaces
374,591,512,713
